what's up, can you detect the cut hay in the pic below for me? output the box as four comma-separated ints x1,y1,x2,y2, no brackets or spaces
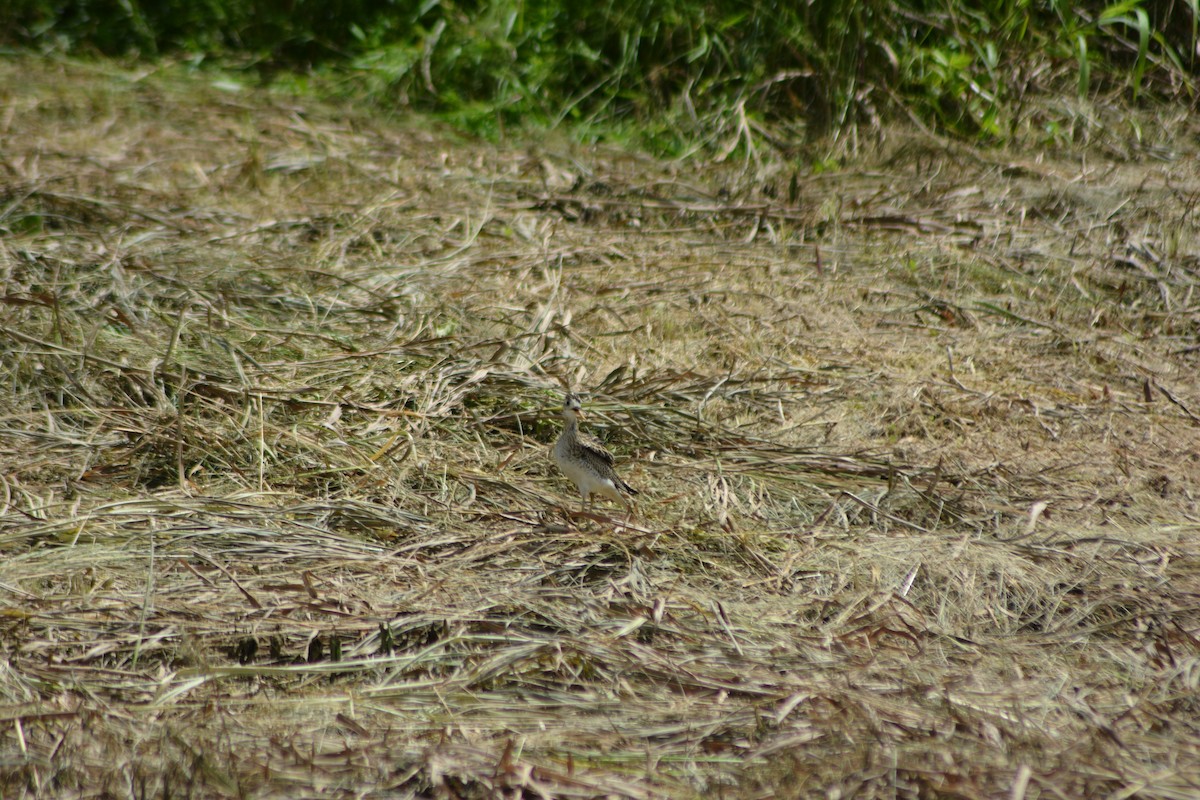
1,57,1200,798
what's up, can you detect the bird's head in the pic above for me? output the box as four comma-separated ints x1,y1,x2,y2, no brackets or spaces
562,392,585,421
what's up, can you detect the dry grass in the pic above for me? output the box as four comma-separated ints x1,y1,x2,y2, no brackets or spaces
2,56,1200,799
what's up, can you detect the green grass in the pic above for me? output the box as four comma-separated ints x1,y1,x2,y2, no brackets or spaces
1,1,1195,152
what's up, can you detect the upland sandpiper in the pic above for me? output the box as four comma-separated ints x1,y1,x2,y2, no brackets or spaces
553,393,639,514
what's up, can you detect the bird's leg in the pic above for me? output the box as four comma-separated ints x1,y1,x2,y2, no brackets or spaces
567,495,586,528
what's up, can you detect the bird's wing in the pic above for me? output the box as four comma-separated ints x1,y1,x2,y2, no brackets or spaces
577,432,616,466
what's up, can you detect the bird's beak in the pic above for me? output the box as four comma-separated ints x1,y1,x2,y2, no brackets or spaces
575,409,587,420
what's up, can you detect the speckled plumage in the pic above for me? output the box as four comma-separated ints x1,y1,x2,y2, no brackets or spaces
553,393,638,512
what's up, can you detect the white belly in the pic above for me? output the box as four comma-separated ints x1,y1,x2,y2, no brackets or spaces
555,442,622,502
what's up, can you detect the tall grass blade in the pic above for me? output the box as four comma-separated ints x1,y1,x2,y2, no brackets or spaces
1076,33,1090,99
1132,7,1149,99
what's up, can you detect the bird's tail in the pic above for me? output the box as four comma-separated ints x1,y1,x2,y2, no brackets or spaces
620,480,639,496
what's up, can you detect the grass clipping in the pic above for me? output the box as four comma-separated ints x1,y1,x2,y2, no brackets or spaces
1,58,1200,799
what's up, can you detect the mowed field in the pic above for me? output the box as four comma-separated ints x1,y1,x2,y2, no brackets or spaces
2,57,1200,798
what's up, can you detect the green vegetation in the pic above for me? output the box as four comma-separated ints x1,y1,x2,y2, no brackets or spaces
2,1,1196,148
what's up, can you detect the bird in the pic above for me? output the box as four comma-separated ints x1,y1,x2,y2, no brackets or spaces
553,392,639,515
